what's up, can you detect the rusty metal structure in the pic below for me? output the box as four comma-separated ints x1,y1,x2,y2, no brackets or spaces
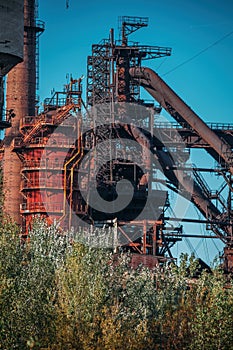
1,10,233,273
13,79,82,233
2,0,44,223
84,16,233,272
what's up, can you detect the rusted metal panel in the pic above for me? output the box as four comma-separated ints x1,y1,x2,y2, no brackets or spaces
223,247,233,274
130,254,159,269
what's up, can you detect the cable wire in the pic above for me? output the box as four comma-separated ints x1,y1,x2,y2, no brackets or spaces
163,29,233,77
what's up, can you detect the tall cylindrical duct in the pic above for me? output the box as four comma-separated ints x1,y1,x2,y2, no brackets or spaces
3,0,43,224
6,0,37,123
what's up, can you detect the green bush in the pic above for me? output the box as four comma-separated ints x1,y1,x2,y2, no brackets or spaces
0,217,232,350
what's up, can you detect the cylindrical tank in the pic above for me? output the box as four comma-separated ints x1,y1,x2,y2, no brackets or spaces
3,0,40,224
6,0,37,123
0,0,24,76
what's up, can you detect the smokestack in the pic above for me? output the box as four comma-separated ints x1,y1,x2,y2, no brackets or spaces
3,0,44,223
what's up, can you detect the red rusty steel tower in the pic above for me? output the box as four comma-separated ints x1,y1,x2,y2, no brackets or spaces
12,79,82,234
3,0,44,224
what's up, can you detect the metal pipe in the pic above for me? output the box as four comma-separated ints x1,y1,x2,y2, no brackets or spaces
3,0,37,224
164,233,227,239
129,67,233,174
164,216,230,225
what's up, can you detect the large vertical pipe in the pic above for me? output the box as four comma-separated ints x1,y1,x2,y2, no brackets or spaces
6,0,37,121
3,0,37,224
129,67,233,174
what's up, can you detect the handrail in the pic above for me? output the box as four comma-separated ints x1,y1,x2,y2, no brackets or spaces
21,179,63,189
13,136,76,149
20,202,63,213
22,159,64,170
18,104,76,147
154,121,233,130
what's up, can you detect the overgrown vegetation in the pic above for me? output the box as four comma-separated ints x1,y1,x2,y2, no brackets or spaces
0,167,4,222
0,215,233,350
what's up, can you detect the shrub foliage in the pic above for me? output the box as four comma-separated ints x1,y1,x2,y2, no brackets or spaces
0,217,232,350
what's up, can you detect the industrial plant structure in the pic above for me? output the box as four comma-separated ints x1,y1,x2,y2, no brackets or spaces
1,1,233,273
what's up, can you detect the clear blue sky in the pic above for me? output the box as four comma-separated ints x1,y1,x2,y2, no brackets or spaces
38,0,233,263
